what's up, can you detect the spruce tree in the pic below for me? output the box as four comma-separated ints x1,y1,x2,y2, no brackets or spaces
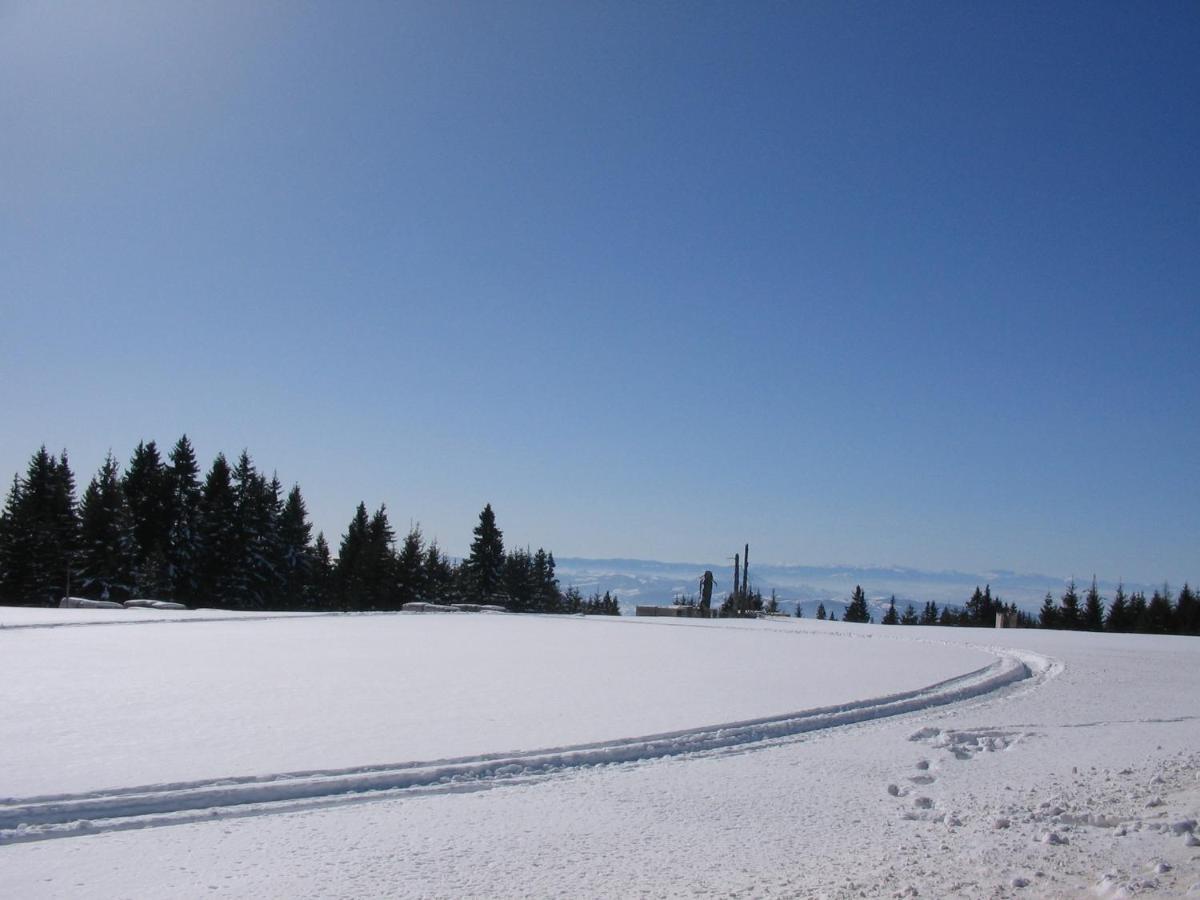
843,585,870,623
1143,585,1174,633
2,448,79,604
423,540,453,602
396,525,426,606
1058,580,1081,630
815,602,827,620
197,453,238,607
1105,583,1129,632
279,484,314,606
1129,591,1148,631
463,503,505,603
881,595,899,625
311,532,335,610
900,603,919,625
123,441,168,593
74,453,135,601
337,502,371,610
1173,583,1198,635
1039,592,1058,629
163,435,202,603
1082,577,1105,631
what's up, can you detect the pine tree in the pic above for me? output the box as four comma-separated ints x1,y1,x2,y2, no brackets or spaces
0,474,24,603
900,603,919,625
463,503,505,603
1173,584,1198,635
794,601,804,618
1059,580,1081,630
1039,592,1058,629
74,453,135,601
815,602,827,620
423,540,453,602
337,502,371,610
502,547,532,611
311,532,335,610
1082,576,1105,631
920,601,939,625
1,448,79,604
396,525,426,606
1105,583,1130,632
197,453,238,607
163,435,202,603
532,548,559,612
1143,585,1174,633
881,595,899,625
843,585,870,623
123,441,168,594
279,484,314,606
1129,591,1148,631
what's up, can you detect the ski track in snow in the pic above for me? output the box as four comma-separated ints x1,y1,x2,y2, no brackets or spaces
0,646,1047,846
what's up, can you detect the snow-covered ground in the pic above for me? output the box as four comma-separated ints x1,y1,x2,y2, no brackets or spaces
3,610,1198,898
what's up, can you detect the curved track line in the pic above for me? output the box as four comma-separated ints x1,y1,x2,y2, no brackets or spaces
0,651,1040,845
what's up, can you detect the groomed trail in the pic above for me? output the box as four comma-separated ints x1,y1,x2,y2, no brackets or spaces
0,647,1039,845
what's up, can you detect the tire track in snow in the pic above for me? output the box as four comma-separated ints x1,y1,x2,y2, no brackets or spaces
0,651,1045,845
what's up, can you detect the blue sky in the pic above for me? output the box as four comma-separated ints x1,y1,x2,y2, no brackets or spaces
2,2,1197,584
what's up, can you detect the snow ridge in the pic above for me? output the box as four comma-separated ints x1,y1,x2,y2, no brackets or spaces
0,650,1038,845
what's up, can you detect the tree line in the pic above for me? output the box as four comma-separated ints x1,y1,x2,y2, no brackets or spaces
0,439,618,615
807,580,1197,635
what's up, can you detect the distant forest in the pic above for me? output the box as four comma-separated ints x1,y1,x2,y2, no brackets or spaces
819,581,1198,636
0,439,619,615
2,440,1192,634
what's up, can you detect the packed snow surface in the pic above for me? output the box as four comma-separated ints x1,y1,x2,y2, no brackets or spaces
1,611,989,796
3,610,1200,898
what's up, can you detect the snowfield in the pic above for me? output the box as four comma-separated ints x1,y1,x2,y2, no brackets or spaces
3,610,1199,898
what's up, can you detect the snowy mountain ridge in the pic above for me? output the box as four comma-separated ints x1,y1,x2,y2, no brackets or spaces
554,556,1155,615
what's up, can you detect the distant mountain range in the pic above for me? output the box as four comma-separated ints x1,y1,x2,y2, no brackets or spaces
554,557,1153,618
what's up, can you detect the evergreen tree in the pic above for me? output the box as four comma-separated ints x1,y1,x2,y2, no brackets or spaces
0,448,79,604
938,605,958,626
881,595,899,625
502,547,532,611
1105,583,1130,632
1059,579,1081,630
1173,583,1198,635
843,585,870,623
337,502,371,610
794,601,804,618
1142,585,1174,633
423,540,454,602
815,602,827,620
1039,591,1058,628
279,484,314,606
920,601,939,625
197,453,238,606
74,453,135,601
462,503,505,603
900,603,919,625
1128,591,1148,631
365,505,397,609
396,525,427,606
1082,576,1105,631
0,474,23,603
311,532,335,610
123,441,168,593
163,435,202,603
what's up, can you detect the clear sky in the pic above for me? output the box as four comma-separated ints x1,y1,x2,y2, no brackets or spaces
2,2,1197,584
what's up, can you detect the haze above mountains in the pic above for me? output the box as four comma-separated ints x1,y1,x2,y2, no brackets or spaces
554,557,1157,618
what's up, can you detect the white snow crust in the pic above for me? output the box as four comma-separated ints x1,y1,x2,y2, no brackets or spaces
3,611,1199,898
